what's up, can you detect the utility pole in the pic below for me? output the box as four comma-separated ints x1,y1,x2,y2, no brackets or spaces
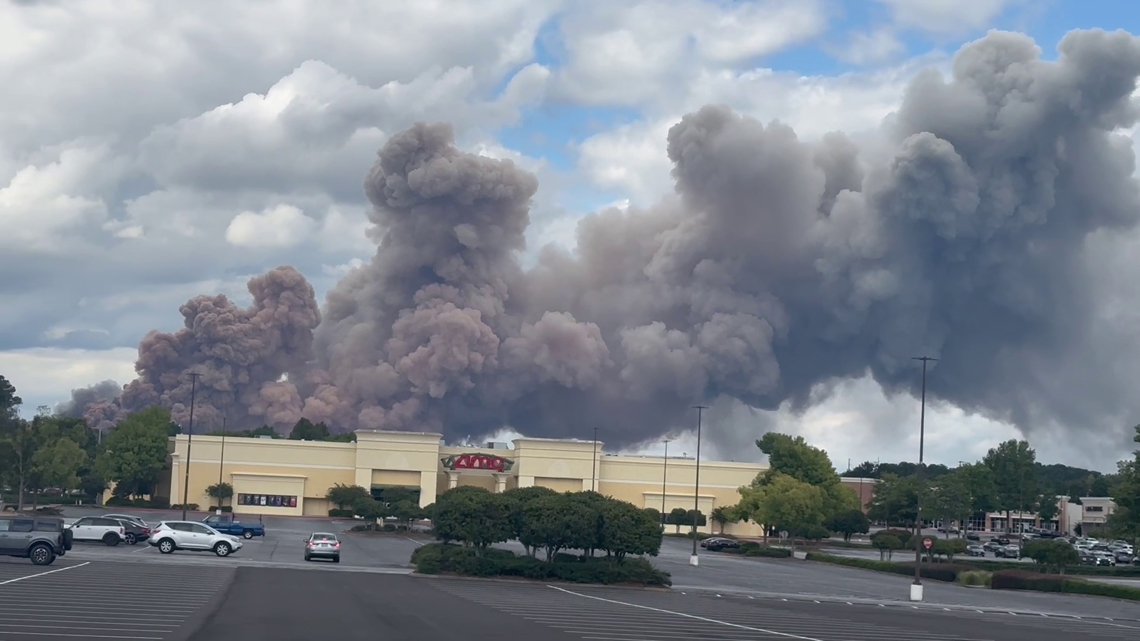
661,438,671,527
691,405,707,567
591,427,599,492
181,372,199,521
217,416,227,514
910,356,937,602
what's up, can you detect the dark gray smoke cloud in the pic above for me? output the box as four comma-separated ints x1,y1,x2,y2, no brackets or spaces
79,29,1140,452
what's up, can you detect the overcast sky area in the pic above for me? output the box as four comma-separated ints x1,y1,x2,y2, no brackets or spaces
3,0,1140,473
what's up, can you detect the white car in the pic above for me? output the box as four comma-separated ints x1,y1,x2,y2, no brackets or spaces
67,516,128,546
147,521,243,557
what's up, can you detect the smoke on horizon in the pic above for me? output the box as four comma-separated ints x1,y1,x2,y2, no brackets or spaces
68,29,1140,457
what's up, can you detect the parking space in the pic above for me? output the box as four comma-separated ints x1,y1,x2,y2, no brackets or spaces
0,559,233,640
428,578,1140,641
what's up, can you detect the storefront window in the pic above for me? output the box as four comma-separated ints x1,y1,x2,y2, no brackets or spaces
237,493,297,507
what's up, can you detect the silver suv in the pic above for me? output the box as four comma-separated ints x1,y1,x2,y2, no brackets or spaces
0,515,72,565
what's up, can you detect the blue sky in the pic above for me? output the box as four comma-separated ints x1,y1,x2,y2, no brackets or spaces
2,0,1138,470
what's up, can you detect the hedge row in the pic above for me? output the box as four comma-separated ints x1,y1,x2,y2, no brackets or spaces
412,543,671,586
992,570,1140,601
804,553,974,582
969,559,1140,577
730,541,792,558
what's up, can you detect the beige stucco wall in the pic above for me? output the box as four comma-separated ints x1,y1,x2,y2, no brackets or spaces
164,430,766,530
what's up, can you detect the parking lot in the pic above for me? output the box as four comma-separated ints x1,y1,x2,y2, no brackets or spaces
0,558,232,640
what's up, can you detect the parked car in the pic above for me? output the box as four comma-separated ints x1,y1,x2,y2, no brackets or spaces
304,532,341,562
995,545,1021,559
965,544,986,557
1092,551,1116,566
965,532,980,541
67,516,127,546
0,515,71,565
982,540,1004,552
706,538,741,552
700,537,732,549
104,517,149,545
148,521,242,557
201,514,265,540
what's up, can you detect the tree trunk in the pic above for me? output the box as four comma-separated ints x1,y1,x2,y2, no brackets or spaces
17,476,26,511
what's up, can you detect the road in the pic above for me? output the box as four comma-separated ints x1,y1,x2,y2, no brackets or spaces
4,558,1138,640
46,507,1140,623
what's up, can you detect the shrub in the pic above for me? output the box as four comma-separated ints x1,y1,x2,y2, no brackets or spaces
169,503,199,511
957,571,992,588
990,570,1140,601
871,529,913,547
804,553,973,582
410,543,671,586
328,508,355,518
207,505,233,513
383,523,397,532
148,496,170,509
745,546,792,558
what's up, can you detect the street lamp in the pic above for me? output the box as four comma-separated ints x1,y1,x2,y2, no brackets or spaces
661,438,671,527
691,405,707,567
591,427,599,492
216,417,227,515
910,356,936,602
181,372,200,521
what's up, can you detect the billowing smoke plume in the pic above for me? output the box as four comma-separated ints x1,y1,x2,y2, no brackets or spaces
80,30,1140,451
56,380,125,432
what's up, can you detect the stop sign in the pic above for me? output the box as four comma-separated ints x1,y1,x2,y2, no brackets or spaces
923,538,933,549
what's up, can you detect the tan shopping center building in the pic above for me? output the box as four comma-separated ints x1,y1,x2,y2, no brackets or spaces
160,430,767,536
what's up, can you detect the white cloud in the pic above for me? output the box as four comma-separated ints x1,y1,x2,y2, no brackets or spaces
837,29,907,65
225,204,317,249
0,348,137,417
552,0,828,106
875,0,1025,35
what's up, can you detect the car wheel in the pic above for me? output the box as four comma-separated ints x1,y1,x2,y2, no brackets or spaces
158,538,176,554
214,542,232,557
242,530,254,539
103,533,120,547
29,543,55,566
304,554,310,562
125,533,136,545
333,556,340,563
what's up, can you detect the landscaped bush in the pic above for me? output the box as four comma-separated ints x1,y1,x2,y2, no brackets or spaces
105,496,172,509
804,553,973,582
734,541,792,558
956,570,992,588
328,508,354,517
665,531,713,540
169,503,199,511
207,505,233,513
871,529,914,547
412,543,671,586
990,570,1140,601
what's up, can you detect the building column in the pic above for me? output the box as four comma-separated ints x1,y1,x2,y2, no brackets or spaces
419,470,438,508
447,471,459,489
493,474,509,494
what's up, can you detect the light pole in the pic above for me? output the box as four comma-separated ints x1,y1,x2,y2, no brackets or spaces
217,417,227,514
591,427,598,492
661,438,671,527
691,405,707,567
181,372,200,521
911,356,936,602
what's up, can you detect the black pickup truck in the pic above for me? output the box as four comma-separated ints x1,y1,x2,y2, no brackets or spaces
0,514,72,565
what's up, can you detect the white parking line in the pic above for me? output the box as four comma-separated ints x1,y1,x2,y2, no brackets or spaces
0,561,90,586
546,585,825,641
405,537,425,546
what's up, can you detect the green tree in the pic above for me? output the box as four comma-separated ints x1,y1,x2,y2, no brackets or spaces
738,473,827,546
867,474,924,527
983,440,1039,535
289,418,331,441
666,507,689,534
1,418,44,510
873,534,902,560
928,470,974,537
95,407,174,498
1108,426,1140,544
390,500,423,529
355,498,390,530
32,438,88,495
501,485,559,556
710,506,740,534
206,482,234,508
0,374,20,418
325,484,372,511
756,432,840,487
431,487,512,553
1036,494,1060,526
826,509,870,542
1023,539,1080,573
598,498,662,562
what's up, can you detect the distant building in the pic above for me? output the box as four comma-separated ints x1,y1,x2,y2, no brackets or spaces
839,477,878,512
982,496,1116,536
156,430,769,536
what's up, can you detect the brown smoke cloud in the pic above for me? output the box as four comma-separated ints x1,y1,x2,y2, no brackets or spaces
73,29,1140,453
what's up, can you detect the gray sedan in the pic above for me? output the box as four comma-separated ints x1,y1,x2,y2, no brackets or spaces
304,532,341,563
